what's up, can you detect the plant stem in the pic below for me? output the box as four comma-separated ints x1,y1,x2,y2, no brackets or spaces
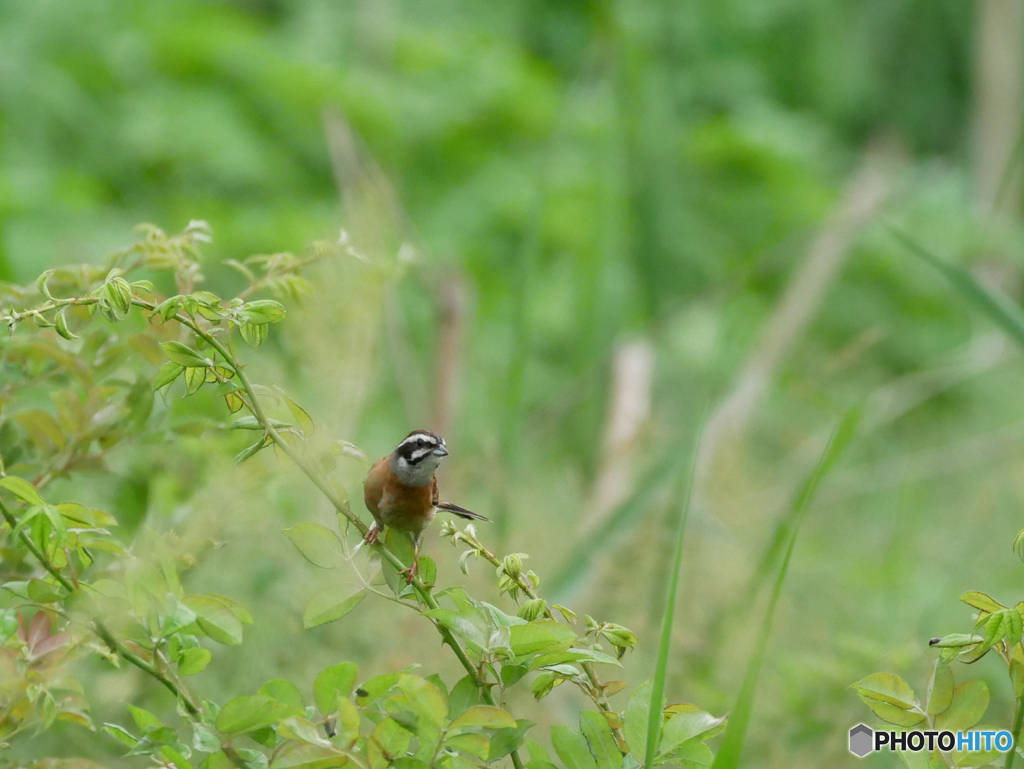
0,497,201,715
1007,696,1024,769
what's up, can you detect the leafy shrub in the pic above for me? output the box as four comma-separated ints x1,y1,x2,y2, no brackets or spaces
0,223,723,769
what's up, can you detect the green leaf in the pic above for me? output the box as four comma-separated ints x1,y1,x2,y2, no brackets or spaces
158,747,193,769
525,740,559,769
446,733,490,760
183,595,244,645
450,705,517,730
851,673,918,709
368,717,412,767
580,710,621,769
926,659,954,715
624,680,653,758
448,675,483,719
509,621,577,657
657,709,727,757
1012,659,1024,698
303,588,365,629
0,476,45,506
929,633,984,649
314,662,359,715
103,723,139,747
934,681,989,732
184,367,205,395
54,308,76,340
242,299,286,324
551,725,599,769
859,698,926,727
260,679,306,712
27,579,65,603
154,362,185,391
216,695,280,734
271,743,348,768
960,591,1005,614
239,322,268,349
489,719,535,761
193,723,220,753
1014,530,1024,564
178,647,212,676
161,341,209,368
127,704,162,731
285,524,346,569
284,394,314,435
236,436,271,463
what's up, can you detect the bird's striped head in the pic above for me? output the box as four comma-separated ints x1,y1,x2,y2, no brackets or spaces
390,430,448,486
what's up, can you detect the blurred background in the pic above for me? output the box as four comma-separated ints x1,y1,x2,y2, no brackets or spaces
3,1,1024,767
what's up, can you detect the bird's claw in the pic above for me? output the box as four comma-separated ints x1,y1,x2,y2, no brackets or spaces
398,564,417,584
364,526,380,545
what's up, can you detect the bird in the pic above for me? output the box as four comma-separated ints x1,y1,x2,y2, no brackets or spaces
362,429,489,580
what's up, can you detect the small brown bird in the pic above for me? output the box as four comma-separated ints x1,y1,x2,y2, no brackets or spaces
363,430,488,579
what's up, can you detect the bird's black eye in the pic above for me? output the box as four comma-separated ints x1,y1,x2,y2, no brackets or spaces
417,438,425,447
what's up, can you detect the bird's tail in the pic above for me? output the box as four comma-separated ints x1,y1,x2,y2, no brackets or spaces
436,501,491,522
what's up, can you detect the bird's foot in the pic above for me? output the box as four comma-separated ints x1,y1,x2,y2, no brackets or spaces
364,525,380,545
398,562,418,584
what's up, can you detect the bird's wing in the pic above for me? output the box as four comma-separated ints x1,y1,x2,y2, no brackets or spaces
432,476,439,507
363,457,388,519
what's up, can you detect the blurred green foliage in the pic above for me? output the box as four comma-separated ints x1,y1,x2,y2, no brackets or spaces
2,1,1024,767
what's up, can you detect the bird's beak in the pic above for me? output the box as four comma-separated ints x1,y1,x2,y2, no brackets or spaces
433,445,448,457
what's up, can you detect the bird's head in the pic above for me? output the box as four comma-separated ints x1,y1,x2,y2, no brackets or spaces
390,429,448,486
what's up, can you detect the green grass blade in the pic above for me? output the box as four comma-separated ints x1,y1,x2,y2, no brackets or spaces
889,226,1024,351
710,409,860,769
643,420,702,769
